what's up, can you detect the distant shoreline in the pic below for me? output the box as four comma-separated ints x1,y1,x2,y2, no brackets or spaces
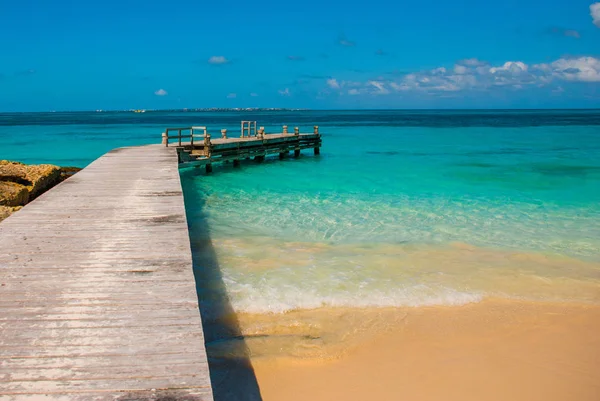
1,108,600,115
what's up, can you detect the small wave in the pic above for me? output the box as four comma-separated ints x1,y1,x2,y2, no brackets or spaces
227,282,483,314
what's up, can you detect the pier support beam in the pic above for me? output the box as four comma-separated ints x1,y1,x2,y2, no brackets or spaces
254,155,265,162
279,152,287,159
205,163,213,173
294,149,301,157
314,147,320,155
233,159,240,167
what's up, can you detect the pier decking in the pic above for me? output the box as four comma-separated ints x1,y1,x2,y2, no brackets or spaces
0,145,213,400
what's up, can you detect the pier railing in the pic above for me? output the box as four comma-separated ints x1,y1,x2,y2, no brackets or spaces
162,126,208,147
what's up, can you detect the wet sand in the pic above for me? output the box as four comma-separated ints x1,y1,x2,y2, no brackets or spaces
251,300,600,401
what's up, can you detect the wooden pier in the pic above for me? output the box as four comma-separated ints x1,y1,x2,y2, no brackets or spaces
0,121,322,399
162,122,322,172
0,145,213,400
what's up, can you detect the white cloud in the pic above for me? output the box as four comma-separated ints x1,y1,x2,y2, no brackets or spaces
454,65,468,74
323,56,600,97
458,58,487,67
227,93,237,98
390,82,411,91
208,56,229,65
591,3,600,27
327,78,340,89
154,89,168,96
489,61,528,74
367,81,390,94
542,57,600,82
278,88,291,96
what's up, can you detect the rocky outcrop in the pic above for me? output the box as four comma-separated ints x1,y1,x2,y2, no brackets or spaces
0,161,81,222
0,181,30,206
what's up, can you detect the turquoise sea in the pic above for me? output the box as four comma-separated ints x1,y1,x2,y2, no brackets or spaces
2,110,600,315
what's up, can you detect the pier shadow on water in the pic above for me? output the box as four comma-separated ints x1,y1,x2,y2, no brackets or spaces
181,172,263,401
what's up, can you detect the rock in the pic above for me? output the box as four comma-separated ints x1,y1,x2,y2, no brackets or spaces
0,206,12,221
0,160,68,223
0,181,29,206
0,160,61,201
59,166,82,182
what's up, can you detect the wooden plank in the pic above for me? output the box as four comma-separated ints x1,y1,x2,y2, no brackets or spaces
0,145,213,401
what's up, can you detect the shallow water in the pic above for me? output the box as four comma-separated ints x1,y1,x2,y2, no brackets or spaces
178,111,600,316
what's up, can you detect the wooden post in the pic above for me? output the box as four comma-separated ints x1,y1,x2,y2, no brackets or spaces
294,127,300,157
233,159,240,167
283,125,288,134
314,126,319,135
205,163,212,173
258,127,265,139
314,147,320,155
204,132,211,158
221,129,228,139
241,121,244,137
190,128,194,146
279,152,286,159
162,132,168,146
178,129,182,147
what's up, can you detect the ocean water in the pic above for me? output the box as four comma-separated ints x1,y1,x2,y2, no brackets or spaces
2,110,600,313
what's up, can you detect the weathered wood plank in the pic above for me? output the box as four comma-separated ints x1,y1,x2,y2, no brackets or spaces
0,145,213,400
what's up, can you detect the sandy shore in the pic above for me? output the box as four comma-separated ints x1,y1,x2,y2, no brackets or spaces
251,300,600,401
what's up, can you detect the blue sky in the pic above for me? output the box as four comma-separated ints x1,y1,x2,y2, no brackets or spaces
1,0,600,111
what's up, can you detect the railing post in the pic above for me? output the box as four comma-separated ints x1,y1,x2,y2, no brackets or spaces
314,126,319,135
294,127,300,157
190,128,194,146
162,132,168,146
283,125,288,134
221,129,228,139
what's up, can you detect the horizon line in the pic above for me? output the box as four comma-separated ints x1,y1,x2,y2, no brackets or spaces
2,107,600,114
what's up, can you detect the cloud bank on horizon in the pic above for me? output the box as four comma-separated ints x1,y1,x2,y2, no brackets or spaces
324,56,600,97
